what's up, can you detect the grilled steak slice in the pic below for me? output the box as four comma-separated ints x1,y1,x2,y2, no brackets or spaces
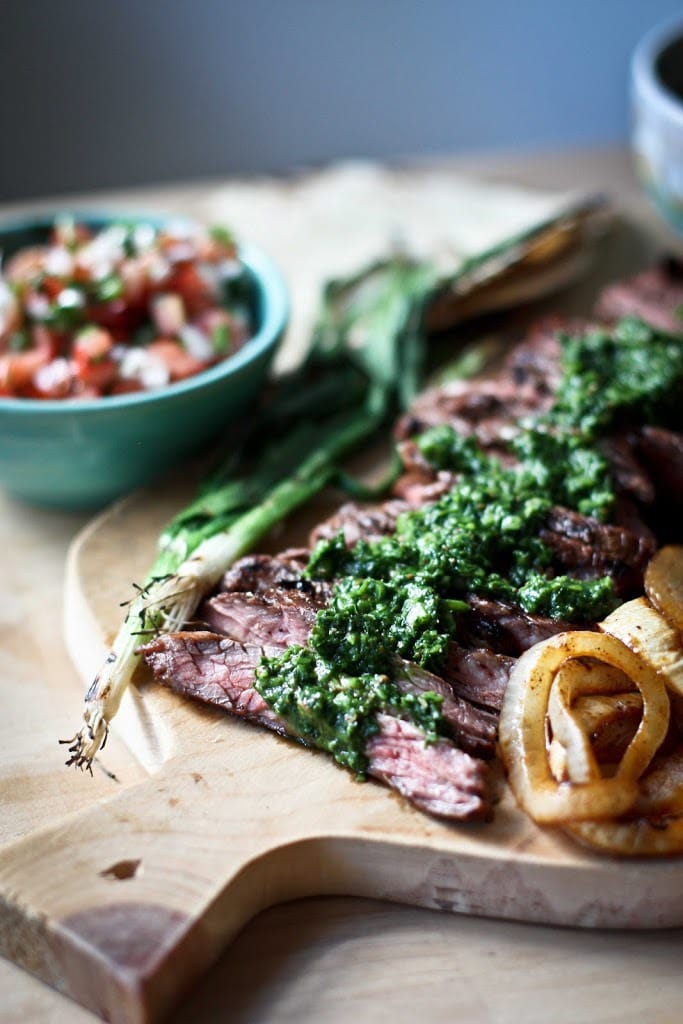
139,631,490,821
595,261,683,333
395,377,547,452
612,496,657,546
460,595,588,657
633,426,683,505
140,631,287,734
220,550,311,595
310,499,410,548
201,588,323,648
392,658,498,759
366,713,490,820
599,434,655,505
502,316,567,396
443,643,514,713
540,506,656,597
392,468,458,506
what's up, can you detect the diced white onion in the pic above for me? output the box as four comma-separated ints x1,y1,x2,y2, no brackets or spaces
34,358,72,392
56,287,85,311
119,348,170,390
44,246,74,278
25,292,51,319
77,225,126,274
196,262,222,297
0,279,19,336
219,258,242,280
165,218,196,241
179,324,214,361
152,293,186,335
132,223,156,252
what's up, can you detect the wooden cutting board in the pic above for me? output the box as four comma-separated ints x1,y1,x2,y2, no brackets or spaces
0,176,678,1024
1,460,683,1024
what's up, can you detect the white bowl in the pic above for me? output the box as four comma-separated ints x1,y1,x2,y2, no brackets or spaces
632,17,683,235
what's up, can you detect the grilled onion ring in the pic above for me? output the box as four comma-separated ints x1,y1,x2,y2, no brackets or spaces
500,632,670,825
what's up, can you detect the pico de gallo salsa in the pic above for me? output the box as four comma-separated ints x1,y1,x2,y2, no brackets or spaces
0,217,251,399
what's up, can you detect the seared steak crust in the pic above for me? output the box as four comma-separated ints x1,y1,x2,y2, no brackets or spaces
459,595,590,657
309,499,410,549
201,588,324,648
540,506,656,597
395,377,547,452
633,426,683,506
443,643,515,713
220,550,311,595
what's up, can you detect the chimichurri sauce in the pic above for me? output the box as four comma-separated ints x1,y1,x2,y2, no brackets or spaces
255,317,683,773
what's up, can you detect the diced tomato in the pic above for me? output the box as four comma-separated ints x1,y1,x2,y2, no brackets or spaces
73,326,113,365
110,377,144,395
32,324,67,360
146,338,210,381
120,256,151,305
72,328,116,393
161,263,215,316
41,276,66,301
0,347,51,396
87,297,146,339
75,357,117,392
3,246,48,285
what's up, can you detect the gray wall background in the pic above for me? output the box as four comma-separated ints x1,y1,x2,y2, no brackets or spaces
1,0,681,201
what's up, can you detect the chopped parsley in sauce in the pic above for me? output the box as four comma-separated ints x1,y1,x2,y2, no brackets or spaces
255,317,683,774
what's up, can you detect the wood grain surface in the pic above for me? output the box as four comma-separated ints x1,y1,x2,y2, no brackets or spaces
3,149,683,1024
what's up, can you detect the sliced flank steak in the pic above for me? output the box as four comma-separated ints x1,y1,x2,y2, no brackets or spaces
443,643,515,713
459,595,591,658
200,581,498,760
139,631,491,822
540,506,656,597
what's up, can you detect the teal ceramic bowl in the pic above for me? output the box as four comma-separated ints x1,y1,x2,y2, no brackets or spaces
632,18,683,236
0,213,288,509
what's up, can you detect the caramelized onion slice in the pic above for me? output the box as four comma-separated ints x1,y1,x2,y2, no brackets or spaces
547,661,642,779
547,663,600,784
645,545,683,638
567,816,683,857
500,632,669,825
600,597,683,697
